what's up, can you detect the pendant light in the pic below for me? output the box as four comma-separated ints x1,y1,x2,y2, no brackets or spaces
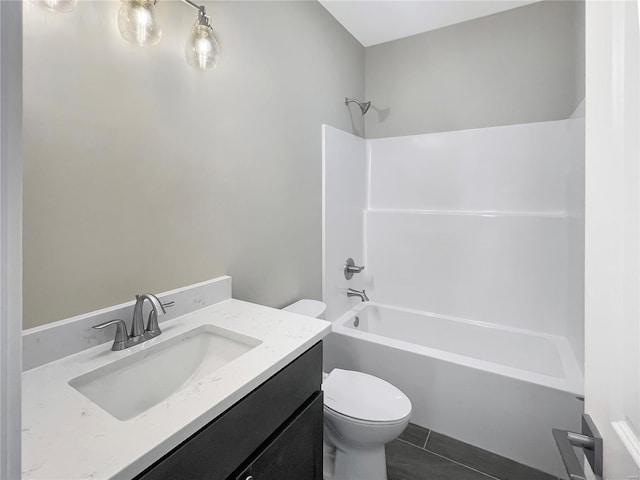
118,0,162,47
30,0,77,13
33,0,219,70
183,1,219,70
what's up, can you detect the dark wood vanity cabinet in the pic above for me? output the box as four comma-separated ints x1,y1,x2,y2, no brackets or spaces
235,393,323,480
134,342,323,480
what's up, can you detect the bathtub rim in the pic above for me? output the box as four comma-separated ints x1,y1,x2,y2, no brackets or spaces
331,302,584,397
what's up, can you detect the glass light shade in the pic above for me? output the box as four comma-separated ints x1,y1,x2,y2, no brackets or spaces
185,24,219,70
30,0,77,13
118,0,161,47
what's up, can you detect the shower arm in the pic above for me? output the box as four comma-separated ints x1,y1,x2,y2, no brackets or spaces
345,97,371,115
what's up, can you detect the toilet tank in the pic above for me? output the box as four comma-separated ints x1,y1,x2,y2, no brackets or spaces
283,299,326,319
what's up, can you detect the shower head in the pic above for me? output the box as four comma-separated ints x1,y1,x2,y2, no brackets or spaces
345,97,371,115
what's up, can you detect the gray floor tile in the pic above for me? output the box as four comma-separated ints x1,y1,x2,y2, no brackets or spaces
398,423,430,448
426,432,556,480
386,439,492,480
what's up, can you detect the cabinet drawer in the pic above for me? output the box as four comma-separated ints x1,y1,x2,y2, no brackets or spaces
235,392,323,480
135,342,322,480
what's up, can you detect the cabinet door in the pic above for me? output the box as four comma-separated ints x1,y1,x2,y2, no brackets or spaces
236,392,323,480
135,343,322,480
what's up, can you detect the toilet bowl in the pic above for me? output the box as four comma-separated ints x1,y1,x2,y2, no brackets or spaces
283,300,412,480
322,368,411,480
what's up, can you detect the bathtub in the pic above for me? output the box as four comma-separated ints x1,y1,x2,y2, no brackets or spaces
323,302,584,479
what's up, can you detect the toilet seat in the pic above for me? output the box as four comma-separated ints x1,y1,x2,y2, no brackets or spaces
323,369,412,423
324,404,410,426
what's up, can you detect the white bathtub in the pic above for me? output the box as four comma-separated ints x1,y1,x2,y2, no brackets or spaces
324,303,584,479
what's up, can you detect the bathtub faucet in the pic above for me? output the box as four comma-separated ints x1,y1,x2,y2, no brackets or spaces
347,288,369,302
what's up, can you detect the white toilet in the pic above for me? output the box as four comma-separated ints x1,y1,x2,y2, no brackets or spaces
283,300,412,480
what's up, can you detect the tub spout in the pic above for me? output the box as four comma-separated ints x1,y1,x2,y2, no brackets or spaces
347,288,369,302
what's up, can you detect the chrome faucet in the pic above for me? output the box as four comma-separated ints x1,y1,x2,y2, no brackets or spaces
347,288,369,302
131,293,166,339
93,293,171,351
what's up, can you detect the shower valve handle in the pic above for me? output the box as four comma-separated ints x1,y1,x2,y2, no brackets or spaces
344,258,365,280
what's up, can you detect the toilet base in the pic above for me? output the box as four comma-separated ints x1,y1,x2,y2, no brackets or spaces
323,439,387,480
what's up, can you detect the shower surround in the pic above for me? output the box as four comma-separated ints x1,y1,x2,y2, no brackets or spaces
321,117,585,478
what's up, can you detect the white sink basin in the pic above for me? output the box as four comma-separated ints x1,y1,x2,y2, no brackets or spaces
69,325,262,421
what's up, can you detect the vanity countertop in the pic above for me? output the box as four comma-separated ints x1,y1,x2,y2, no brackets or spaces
22,299,331,480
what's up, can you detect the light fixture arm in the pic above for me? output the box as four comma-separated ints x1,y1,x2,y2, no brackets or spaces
181,0,211,27
181,0,201,11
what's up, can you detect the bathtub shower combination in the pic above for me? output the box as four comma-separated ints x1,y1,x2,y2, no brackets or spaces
325,303,583,477
322,117,585,478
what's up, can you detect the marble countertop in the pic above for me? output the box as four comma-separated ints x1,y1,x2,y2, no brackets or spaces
22,299,331,480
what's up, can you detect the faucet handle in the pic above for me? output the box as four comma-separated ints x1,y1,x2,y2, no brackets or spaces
344,258,365,280
93,319,129,351
145,311,162,339
145,299,173,339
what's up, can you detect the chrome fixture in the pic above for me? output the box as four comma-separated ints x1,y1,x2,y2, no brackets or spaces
131,293,165,339
553,414,602,480
345,97,371,115
347,288,369,302
148,300,175,337
117,0,219,69
344,258,365,280
93,293,169,351
92,319,131,351
37,0,220,70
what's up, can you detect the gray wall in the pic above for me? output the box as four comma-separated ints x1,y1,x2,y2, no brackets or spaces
23,0,364,328
573,0,585,111
1,2,24,476
364,1,585,138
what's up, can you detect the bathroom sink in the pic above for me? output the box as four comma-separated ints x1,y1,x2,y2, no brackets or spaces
69,325,262,421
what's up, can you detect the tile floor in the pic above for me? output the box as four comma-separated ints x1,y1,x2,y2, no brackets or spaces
386,423,561,480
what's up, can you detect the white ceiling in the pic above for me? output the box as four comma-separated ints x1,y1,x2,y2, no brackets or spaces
319,0,541,47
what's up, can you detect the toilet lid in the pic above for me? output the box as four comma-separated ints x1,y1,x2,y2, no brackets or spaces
323,369,412,422
282,299,326,318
